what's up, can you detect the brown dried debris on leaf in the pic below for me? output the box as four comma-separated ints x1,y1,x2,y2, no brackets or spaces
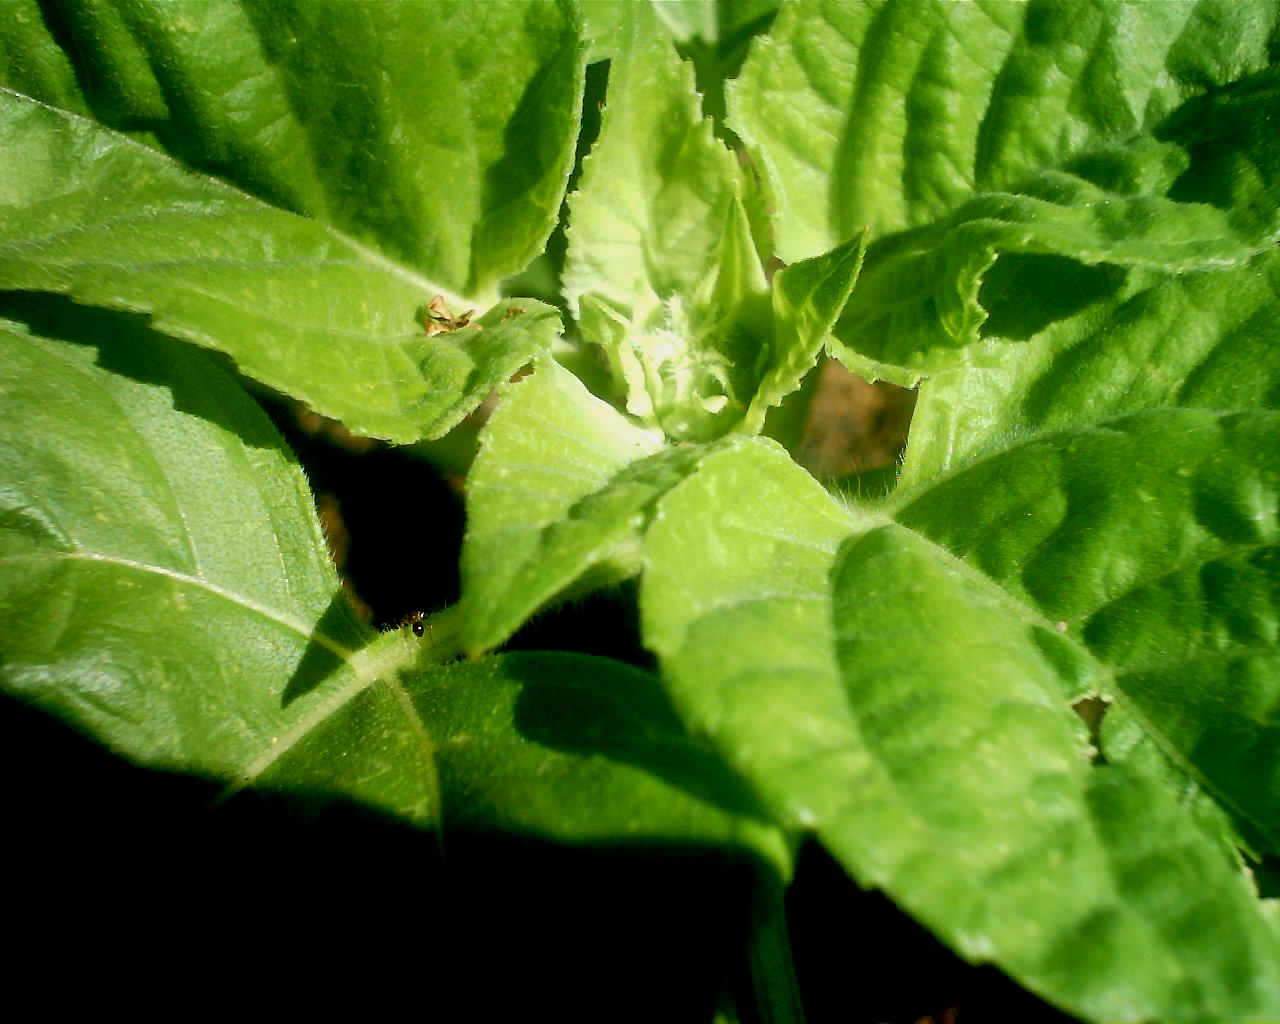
420,294,476,336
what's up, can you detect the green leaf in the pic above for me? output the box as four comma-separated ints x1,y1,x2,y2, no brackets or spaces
0,316,382,794
899,409,1280,853
262,646,790,870
566,5,864,444
0,91,559,442
640,406,1280,1020
564,2,774,442
640,437,862,824
0,0,89,116
418,651,787,872
0,321,789,867
747,231,867,434
649,0,780,47
564,1,742,313
584,0,780,66
458,312,876,655
881,237,1280,488
825,515,1280,1022
729,0,1280,263
830,65,1280,485
1099,700,1262,865
0,0,585,297
834,76,1280,375
460,358,665,655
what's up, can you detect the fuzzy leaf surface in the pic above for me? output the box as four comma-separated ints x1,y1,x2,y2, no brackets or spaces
747,231,866,434
729,0,1280,262
896,409,1280,857
460,358,665,655
563,3,741,317
832,69,1280,383
883,236,1280,488
641,437,861,823
0,91,559,443
0,316,404,810
0,0,585,298
649,0,780,46
422,651,786,870
835,66,1280,484
835,412,1280,1020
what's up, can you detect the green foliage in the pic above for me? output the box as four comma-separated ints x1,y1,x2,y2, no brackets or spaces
4,1,1280,1020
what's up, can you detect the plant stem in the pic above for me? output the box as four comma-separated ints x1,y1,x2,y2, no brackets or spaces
740,869,807,1024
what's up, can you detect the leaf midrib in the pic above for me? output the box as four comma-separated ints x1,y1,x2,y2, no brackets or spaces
7,548,443,816
6,547,352,657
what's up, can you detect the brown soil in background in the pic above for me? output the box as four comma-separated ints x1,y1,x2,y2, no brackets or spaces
794,358,917,481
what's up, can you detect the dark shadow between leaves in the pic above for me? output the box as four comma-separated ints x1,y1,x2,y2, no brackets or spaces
4,668,1088,1022
0,292,293,453
504,651,774,824
1156,66,1280,212
1073,695,1110,765
501,579,655,670
1,688,767,1022
1255,855,1280,899
788,841,1084,1024
977,253,1123,341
